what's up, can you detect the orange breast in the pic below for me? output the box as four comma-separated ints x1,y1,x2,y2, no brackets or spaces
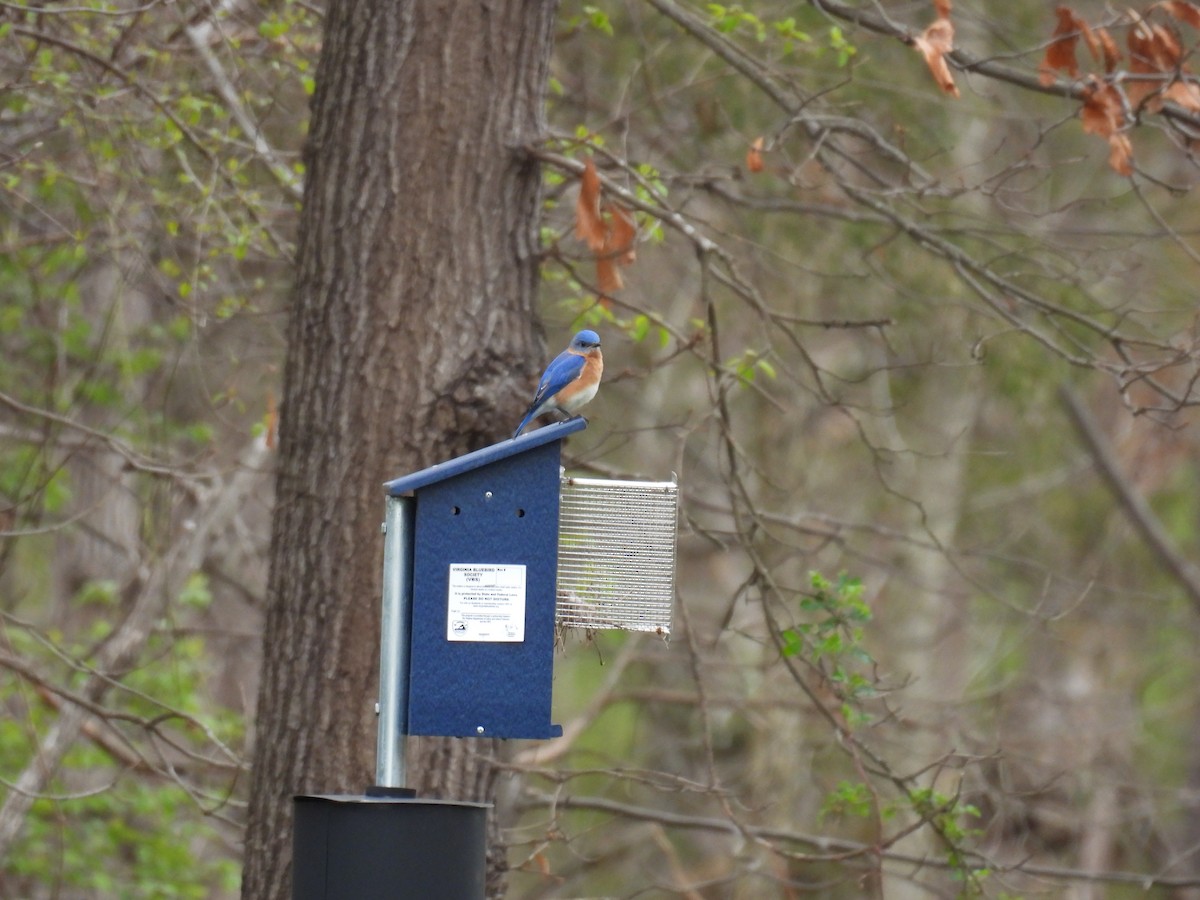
556,351,602,412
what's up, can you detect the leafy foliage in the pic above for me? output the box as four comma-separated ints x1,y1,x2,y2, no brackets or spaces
0,0,316,893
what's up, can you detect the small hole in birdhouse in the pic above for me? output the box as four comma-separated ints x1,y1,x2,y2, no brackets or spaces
516,508,525,518
450,506,461,516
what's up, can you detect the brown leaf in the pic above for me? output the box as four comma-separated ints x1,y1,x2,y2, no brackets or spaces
604,202,637,266
1106,131,1135,176
1164,79,1200,110
746,136,765,173
595,202,637,299
1149,21,1183,68
1159,0,1200,29
1127,12,1200,113
1128,19,1183,72
574,157,606,252
1081,78,1134,175
1040,7,1085,84
913,18,959,97
1078,16,1102,64
1096,26,1122,72
575,158,638,302
596,254,622,296
1080,79,1124,136
1127,19,1186,111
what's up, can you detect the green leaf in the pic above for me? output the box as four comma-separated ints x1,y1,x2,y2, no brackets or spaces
828,26,857,67
75,579,118,607
583,5,614,36
630,314,650,342
780,627,801,657
820,780,873,820
179,572,213,609
258,18,290,40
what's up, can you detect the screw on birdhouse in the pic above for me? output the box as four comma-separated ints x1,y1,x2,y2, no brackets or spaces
484,491,493,499
476,726,485,735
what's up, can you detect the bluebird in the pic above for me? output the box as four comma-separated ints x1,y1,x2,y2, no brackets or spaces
512,330,603,438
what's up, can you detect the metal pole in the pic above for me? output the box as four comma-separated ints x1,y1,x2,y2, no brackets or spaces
376,494,414,788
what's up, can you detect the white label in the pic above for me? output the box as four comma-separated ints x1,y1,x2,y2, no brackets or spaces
446,564,527,642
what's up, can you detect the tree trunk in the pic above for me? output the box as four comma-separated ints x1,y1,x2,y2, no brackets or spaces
240,1,559,897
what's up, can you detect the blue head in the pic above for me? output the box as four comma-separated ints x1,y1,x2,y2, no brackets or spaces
570,330,601,352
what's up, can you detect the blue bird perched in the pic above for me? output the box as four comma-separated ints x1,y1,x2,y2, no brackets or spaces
512,330,603,438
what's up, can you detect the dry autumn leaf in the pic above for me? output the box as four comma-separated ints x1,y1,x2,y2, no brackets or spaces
574,157,606,251
1164,78,1200,110
1040,8,1111,83
596,202,637,296
1081,78,1134,175
1106,131,1135,176
746,136,765,173
1096,26,1122,72
1127,17,1187,111
1159,0,1200,29
605,202,637,267
1040,7,1085,83
1134,20,1183,71
913,18,960,97
1127,9,1200,111
573,157,639,301
595,255,621,295
1078,15,1102,63
1080,80,1123,136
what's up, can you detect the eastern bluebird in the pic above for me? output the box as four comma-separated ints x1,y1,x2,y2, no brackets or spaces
512,330,603,438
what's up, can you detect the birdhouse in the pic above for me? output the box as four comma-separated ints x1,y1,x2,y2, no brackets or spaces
373,416,679,796
381,419,586,742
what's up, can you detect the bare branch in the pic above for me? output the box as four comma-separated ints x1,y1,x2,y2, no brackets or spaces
1059,385,1200,610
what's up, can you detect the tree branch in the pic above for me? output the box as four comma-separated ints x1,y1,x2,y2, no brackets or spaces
525,791,1200,888
1059,386,1200,611
183,2,304,200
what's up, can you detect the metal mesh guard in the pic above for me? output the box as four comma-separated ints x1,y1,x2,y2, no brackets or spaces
557,475,678,634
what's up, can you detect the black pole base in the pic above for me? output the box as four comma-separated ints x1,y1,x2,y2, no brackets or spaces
293,793,490,900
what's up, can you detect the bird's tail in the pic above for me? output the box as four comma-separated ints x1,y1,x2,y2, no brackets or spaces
512,409,536,439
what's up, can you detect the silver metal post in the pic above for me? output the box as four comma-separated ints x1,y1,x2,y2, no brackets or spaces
376,494,415,788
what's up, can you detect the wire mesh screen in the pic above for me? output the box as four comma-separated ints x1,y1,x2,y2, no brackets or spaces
556,475,678,634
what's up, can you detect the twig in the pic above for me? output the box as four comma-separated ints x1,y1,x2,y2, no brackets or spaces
183,3,304,201
1059,385,1200,611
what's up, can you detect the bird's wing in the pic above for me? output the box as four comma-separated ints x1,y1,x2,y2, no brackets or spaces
533,351,586,405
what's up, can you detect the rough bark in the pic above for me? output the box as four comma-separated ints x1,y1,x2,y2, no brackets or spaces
240,1,559,897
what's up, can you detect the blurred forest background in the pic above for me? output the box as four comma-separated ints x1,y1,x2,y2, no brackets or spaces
2,0,1200,897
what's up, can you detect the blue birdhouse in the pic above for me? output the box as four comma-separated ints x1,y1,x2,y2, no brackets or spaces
379,418,588,745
